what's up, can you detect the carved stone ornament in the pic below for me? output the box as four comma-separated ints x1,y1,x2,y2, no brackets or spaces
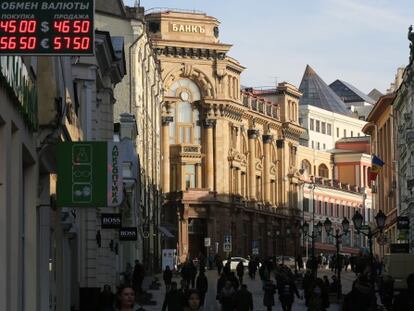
270,165,277,175
262,134,273,144
255,159,263,170
162,116,174,125
203,119,216,128
247,129,259,139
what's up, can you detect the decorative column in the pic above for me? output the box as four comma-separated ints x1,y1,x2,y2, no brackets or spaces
263,134,273,203
248,129,259,200
178,205,190,262
196,163,202,188
204,119,216,191
161,116,173,193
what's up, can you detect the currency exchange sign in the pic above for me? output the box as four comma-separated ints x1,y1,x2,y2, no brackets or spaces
0,0,94,55
57,142,123,207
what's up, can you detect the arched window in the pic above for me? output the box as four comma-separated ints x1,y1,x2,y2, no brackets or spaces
167,79,201,145
301,160,312,176
318,164,329,178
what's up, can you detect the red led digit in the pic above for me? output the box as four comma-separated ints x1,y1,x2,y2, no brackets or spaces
54,21,70,33
19,20,28,33
8,37,16,49
81,21,90,33
9,20,16,33
27,37,36,49
73,21,81,33
0,37,8,49
73,37,81,49
54,37,62,50
20,36,28,49
64,37,71,48
81,37,90,50
24,20,37,33
0,21,9,33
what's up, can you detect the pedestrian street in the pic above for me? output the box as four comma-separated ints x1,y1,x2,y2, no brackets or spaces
142,269,361,311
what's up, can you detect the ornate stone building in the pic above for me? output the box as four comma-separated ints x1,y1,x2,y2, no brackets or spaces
145,9,304,261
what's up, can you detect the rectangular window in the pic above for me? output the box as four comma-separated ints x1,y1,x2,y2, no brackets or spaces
358,132,360,137
316,120,320,132
256,176,261,200
319,200,323,214
327,124,332,135
311,141,314,149
317,142,320,150
323,143,326,150
310,118,314,131
336,127,339,138
336,204,340,218
185,165,196,189
324,202,328,216
344,129,347,137
241,172,246,197
351,131,354,137
303,198,309,212
321,122,326,134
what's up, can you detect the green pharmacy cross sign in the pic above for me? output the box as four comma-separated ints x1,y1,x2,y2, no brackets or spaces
57,142,123,207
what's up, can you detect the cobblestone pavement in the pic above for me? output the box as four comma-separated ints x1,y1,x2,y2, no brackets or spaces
141,268,359,311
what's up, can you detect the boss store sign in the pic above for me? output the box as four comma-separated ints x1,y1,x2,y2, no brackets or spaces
101,213,122,229
119,227,137,241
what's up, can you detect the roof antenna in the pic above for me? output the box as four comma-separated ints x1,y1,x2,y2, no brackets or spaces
134,0,140,7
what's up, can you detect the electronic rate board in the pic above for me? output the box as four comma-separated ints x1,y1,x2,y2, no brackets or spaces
0,0,94,55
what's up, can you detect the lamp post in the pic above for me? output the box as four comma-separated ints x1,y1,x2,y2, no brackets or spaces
323,217,350,299
352,209,386,282
302,220,323,277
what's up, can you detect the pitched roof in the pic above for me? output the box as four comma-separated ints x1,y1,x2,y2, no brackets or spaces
368,88,383,102
299,65,352,116
329,79,375,104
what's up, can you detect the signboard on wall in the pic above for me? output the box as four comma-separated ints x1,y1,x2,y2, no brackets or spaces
101,213,122,229
0,0,94,55
57,142,123,207
119,227,137,241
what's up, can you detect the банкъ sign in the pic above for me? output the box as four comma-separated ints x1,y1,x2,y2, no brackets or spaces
171,23,205,34
0,0,94,55
119,227,137,241
57,142,123,207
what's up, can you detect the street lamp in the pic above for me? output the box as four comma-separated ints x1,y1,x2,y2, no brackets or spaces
302,220,323,276
352,209,386,281
323,216,349,299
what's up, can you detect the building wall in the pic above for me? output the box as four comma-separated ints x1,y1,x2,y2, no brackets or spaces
299,105,367,151
147,10,304,261
394,55,414,253
0,57,38,311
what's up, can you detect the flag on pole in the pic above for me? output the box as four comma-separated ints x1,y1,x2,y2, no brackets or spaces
369,155,385,181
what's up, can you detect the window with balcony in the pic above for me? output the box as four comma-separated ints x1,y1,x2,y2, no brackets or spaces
185,165,196,189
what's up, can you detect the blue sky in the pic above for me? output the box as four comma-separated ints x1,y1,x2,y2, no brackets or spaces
125,0,413,94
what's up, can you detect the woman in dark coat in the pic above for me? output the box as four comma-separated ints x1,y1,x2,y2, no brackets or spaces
196,270,208,306
263,279,277,311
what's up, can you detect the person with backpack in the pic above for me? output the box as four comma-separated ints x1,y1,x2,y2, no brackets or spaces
236,261,245,285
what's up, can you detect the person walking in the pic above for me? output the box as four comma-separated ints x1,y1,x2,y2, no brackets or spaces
248,259,257,280
296,255,303,271
219,280,236,311
189,260,198,289
114,285,140,311
306,278,329,311
196,270,208,306
98,284,115,311
263,279,277,311
215,254,224,276
236,261,244,285
234,284,254,311
342,276,376,311
123,263,133,285
277,277,300,311
164,265,173,290
132,260,145,294
162,282,185,311
184,289,204,311
393,273,414,310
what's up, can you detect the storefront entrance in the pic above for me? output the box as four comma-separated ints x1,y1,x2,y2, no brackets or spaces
188,218,206,259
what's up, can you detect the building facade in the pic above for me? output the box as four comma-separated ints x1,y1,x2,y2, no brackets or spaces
96,0,164,271
363,94,398,254
394,28,414,253
145,9,304,261
0,56,38,311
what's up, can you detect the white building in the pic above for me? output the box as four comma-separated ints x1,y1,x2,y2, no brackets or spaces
298,65,367,151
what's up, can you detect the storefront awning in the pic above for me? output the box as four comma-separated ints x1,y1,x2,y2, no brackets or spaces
158,226,174,238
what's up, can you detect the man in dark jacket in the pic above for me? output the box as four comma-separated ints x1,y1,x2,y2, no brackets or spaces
162,282,184,311
236,261,244,285
277,277,300,311
132,259,145,294
97,284,115,311
163,265,173,290
234,284,253,311
393,273,414,310
342,276,376,311
196,270,208,306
